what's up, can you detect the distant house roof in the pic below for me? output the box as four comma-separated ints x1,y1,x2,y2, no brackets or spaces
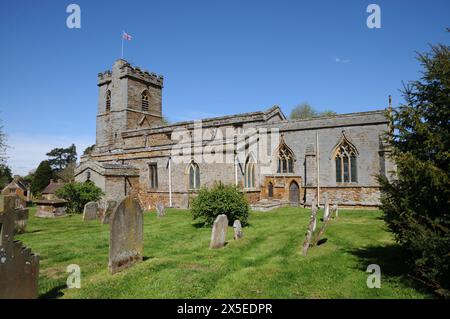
1,176,29,193
42,180,65,194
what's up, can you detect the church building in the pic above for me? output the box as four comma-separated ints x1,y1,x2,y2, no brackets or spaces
75,59,394,209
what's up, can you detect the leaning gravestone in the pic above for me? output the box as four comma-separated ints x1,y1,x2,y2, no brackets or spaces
83,202,98,221
0,195,39,299
332,204,339,219
323,194,330,222
233,220,243,240
108,196,143,274
302,199,318,256
156,202,165,217
101,200,117,224
210,214,228,249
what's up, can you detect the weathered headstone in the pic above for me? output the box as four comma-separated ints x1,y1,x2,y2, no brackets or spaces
323,194,330,222
332,204,339,218
302,199,318,256
0,195,39,299
83,202,98,221
210,214,228,249
14,211,28,234
233,220,243,240
156,202,165,217
101,200,117,224
109,196,143,274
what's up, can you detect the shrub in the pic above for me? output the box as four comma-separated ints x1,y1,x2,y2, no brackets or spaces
56,182,104,214
190,182,249,227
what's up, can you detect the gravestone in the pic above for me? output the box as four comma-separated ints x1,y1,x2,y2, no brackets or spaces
83,202,98,221
0,195,39,299
210,214,228,249
101,200,117,224
233,220,243,240
14,197,28,234
332,204,339,218
156,202,165,217
109,196,143,274
323,195,330,222
302,199,318,256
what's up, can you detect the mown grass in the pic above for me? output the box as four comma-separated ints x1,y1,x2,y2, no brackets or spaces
15,207,432,299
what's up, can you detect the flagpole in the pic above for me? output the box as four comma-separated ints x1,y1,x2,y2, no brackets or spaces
121,31,124,59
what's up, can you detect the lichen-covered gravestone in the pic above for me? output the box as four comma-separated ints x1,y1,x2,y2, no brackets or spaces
83,202,98,221
101,200,117,224
233,220,243,240
108,196,143,274
156,202,165,217
210,214,228,249
302,199,318,256
0,195,39,299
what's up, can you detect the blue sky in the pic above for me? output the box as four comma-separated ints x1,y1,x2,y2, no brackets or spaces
0,0,449,175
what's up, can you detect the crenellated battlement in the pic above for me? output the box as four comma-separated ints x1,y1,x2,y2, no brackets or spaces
97,60,163,87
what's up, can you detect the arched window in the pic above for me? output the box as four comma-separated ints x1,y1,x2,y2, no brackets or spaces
245,157,256,188
105,90,111,112
188,161,200,190
276,135,295,173
142,90,149,112
333,136,358,183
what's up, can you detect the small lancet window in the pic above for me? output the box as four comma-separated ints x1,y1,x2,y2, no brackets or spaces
106,90,111,112
245,157,256,188
188,161,200,190
142,90,149,112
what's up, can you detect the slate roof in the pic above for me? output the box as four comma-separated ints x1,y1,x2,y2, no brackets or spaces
42,180,65,194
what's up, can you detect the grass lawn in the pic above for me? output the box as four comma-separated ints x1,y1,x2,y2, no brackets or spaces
16,206,432,299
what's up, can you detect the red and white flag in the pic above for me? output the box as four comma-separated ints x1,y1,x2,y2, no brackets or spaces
122,31,132,41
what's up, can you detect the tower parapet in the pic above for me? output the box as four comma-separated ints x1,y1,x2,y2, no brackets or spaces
97,60,163,88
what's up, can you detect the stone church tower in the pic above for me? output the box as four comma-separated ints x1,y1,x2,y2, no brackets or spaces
96,59,164,152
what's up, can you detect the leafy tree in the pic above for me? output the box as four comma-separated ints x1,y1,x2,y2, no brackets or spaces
46,144,77,171
0,117,7,165
56,182,104,214
0,163,12,189
190,182,249,227
55,162,76,183
83,144,95,156
320,110,337,117
290,103,337,119
290,103,316,119
30,160,53,195
378,42,450,297
161,116,170,125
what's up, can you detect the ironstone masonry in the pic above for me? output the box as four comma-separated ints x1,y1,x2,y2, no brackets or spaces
75,59,395,209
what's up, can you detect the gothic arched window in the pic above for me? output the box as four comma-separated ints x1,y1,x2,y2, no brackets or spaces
276,135,295,173
142,90,149,112
333,137,358,183
105,90,111,112
188,161,200,190
245,157,256,188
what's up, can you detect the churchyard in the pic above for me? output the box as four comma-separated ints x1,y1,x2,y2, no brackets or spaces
13,206,431,299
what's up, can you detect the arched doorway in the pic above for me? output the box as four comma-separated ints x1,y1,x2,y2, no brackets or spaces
289,181,299,204
268,182,274,198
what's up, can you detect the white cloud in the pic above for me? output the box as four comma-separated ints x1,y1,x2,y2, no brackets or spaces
334,57,351,64
5,133,94,176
